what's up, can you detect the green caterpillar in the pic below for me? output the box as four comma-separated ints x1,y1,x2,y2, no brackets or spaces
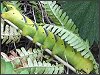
1,8,98,74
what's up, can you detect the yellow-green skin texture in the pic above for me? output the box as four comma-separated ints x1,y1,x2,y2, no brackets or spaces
1,10,94,74
4,4,34,26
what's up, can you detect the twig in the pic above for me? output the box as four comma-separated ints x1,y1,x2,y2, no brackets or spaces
3,19,19,30
38,1,45,23
40,1,52,24
14,42,16,50
66,67,69,74
32,8,36,23
65,55,69,74
44,10,52,24
24,4,27,13
3,19,77,74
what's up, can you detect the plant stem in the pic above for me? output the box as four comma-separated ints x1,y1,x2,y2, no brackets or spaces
4,19,77,74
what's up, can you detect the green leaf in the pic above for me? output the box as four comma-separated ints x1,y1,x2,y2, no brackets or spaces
58,0,99,46
1,2,7,13
20,70,29,74
5,62,14,74
1,59,6,74
1,59,14,74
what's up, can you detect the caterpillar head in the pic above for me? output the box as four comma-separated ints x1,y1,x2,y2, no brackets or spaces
2,2,22,20
2,10,18,20
1,9,23,22
3,1,16,10
1,10,27,30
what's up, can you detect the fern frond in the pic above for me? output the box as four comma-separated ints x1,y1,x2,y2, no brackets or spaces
1,19,21,44
1,47,64,74
41,1,78,34
14,47,43,62
14,47,64,74
43,24,99,73
14,59,64,74
1,2,7,13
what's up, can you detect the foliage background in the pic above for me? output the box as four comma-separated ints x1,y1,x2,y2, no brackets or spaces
1,0,99,74
58,0,99,46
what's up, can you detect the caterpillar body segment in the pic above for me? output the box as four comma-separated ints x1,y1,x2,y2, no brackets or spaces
42,31,56,50
33,26,47,44
1,9,98,74
22,25,36,37
52,36,66,58
64,45,93,72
